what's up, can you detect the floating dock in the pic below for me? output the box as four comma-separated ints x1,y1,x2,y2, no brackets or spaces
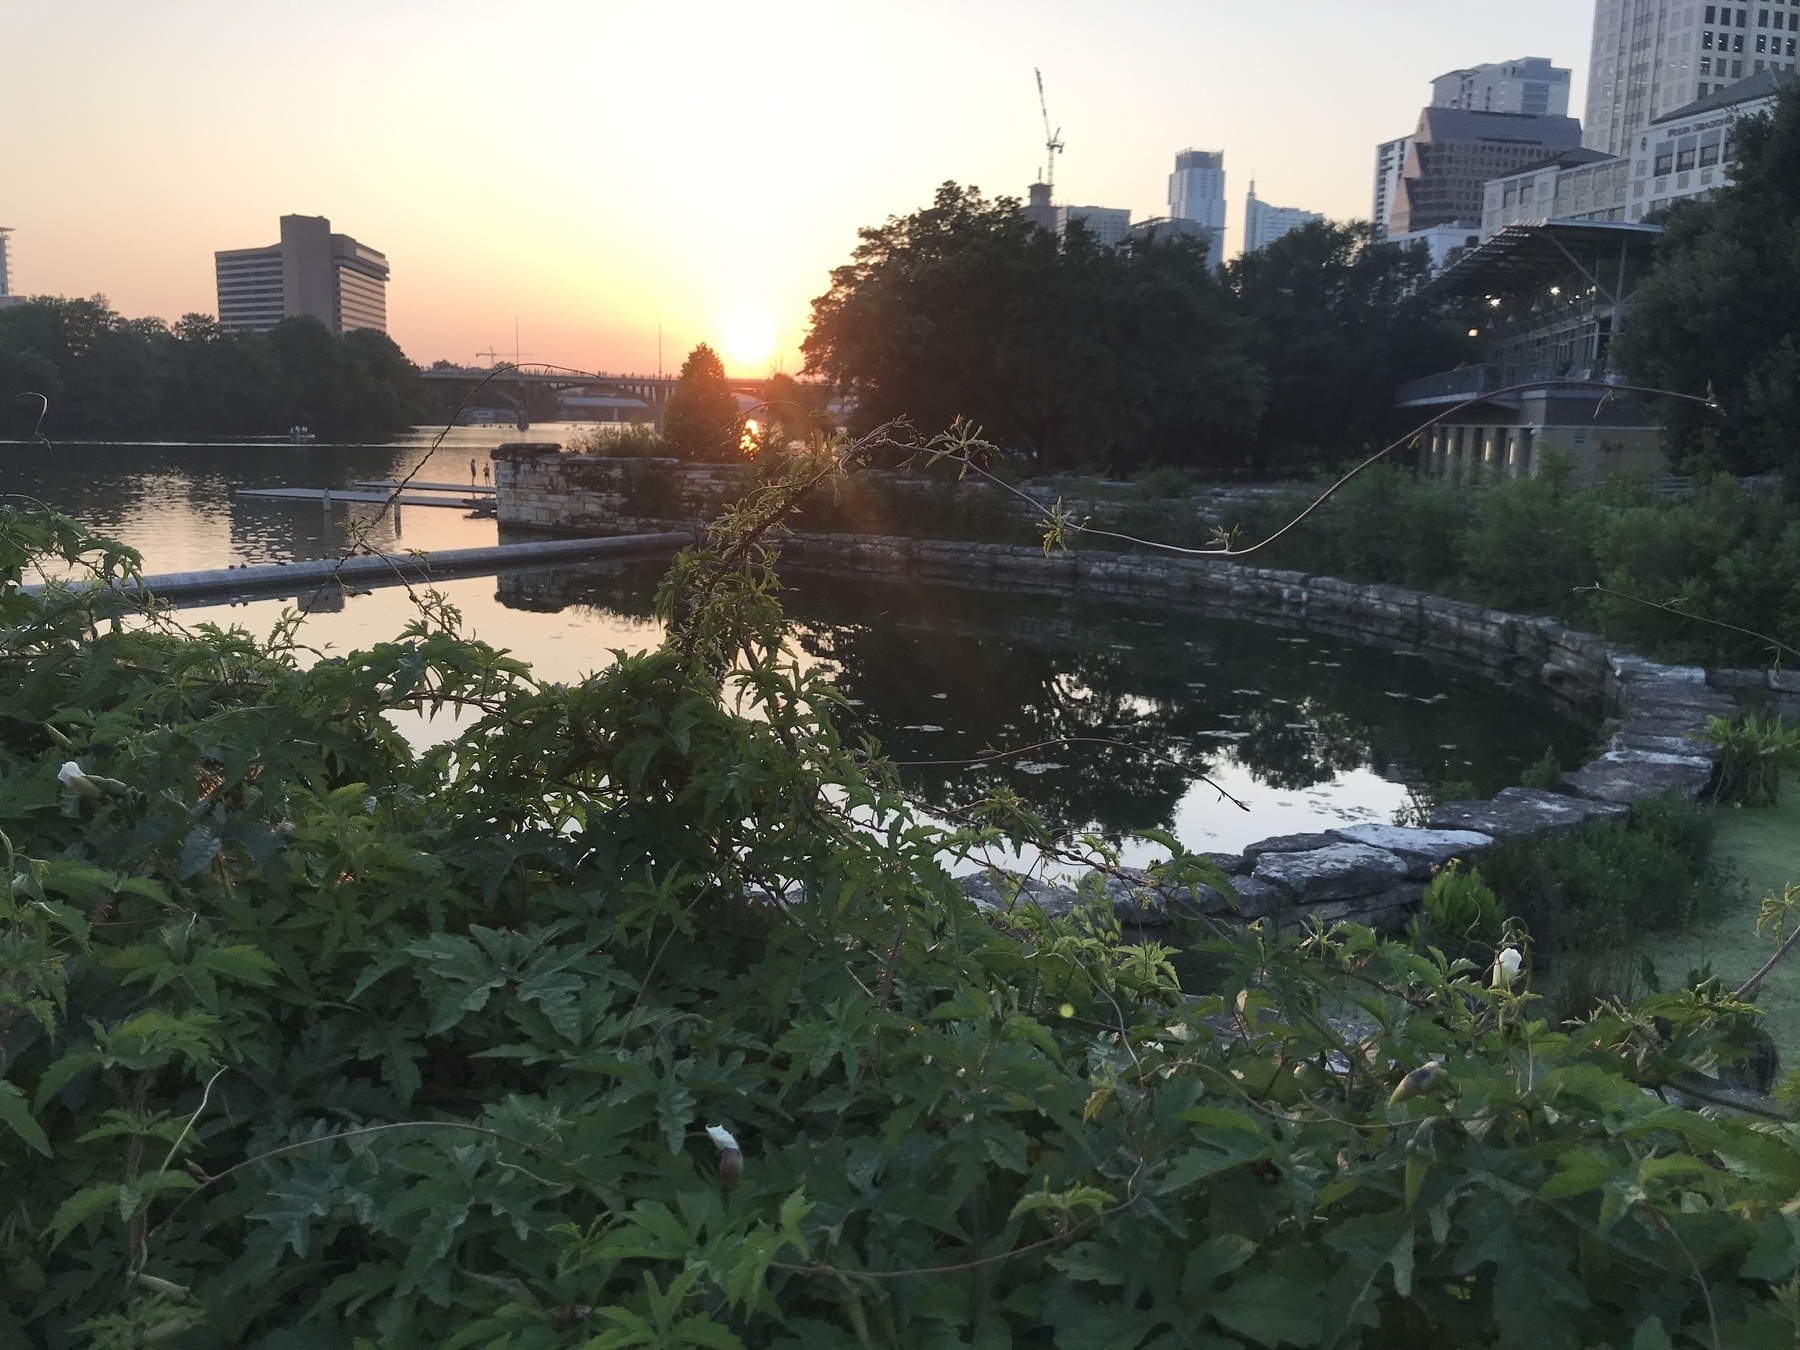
353,480,497,495
29,532,694,604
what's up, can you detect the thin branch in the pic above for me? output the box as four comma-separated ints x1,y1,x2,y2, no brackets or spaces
1735,921,1800,1002
1577,584,1800,666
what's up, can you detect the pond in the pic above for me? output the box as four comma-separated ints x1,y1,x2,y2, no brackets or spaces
7,431,1598,859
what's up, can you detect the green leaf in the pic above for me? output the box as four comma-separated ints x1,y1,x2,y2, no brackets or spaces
196,944,279,987
1632,1317,1673,1350
47,1183,121,1246
0,1082,51,1157
178,826,223,881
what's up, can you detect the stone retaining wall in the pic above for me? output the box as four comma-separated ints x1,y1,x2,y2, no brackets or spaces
774,533,1740,937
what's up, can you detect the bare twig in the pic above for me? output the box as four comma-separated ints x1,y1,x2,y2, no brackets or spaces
1735,921,1800,1002
1577,584,1800,666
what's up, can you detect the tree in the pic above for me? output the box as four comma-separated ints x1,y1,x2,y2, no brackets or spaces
663,343,743,460
1619,80,1800,479
1225,222,1473,475
803,183,1263,475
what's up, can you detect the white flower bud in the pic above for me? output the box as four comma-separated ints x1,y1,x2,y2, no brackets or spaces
705,1125,739,1152
57,762,101,799
1494,947,1524,990
706,1125,743,1192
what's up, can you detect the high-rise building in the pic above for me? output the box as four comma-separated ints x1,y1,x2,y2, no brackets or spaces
0,228,13,307
1055,205,1133,248
1168,149,1228,268
1432,58,1574,116
1373,137,1412,239
1242,184,1324,254
1024,182,1057,233
1585,1,1796,157
215,215,390,335
1387,107,1584,236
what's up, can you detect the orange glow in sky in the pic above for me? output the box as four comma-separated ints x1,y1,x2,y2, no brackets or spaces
2,1,1595,377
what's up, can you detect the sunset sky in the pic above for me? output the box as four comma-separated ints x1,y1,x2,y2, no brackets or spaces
6,1,1595,377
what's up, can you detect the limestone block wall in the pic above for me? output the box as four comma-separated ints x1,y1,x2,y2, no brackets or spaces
773,533,1739,936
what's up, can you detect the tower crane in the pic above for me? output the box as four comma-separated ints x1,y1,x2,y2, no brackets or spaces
1035,69,1064,196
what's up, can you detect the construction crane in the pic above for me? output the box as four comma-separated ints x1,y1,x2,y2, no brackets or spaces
1035,69,1064,197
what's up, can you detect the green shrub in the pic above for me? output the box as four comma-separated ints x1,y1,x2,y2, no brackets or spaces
1457,470,1601,617
564,421,669,458
1709,710,1800,805
1419,862,1502,946
1519,747,1564,791
0,485,1797,1350
1133,464,1193,500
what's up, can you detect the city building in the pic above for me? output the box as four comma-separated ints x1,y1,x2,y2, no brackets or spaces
1384,223,1486,272
0,228,14,310
1024,182,1057,233
1481,69,1791,236
1373,136,1412,239
1481,147,1624,237
1387,106,1585,236
1584,0,1797,158
1127,216,1216,252
1397,220,1667,485
215,215,390,335
1055,205,1133,248
1242,183,1323,254
1432,58,1574,116
1168,149,1228,268
1629,68,1794,218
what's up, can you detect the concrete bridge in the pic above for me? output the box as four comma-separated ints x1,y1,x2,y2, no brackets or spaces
423,365,774,409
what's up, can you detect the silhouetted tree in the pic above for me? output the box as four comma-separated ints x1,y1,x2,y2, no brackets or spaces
663,343,742,461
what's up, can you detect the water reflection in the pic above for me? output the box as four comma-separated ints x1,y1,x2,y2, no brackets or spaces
13,433,1596,856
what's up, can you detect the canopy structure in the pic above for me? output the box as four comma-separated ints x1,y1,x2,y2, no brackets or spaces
1426,219,1663,302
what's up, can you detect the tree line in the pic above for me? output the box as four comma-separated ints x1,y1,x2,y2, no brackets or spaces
0,299,428,442
798,184,1476,478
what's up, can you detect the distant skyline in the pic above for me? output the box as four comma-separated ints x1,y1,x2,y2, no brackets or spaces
4,1,1595,375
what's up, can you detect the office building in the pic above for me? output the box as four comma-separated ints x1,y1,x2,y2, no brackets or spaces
1384,223,1486,272
1373,137,1412,239
1585,0,1797,157
0,228,14,309
1630,68,1794,218
1242,184,1323,254
1128,216,1216,252
1024,182,1057,233
1055,205,1133,248
215,215,390,335
1432,58,1574,116
1168,149,1228,268
1481,147,1624,237
1387,107,1584,235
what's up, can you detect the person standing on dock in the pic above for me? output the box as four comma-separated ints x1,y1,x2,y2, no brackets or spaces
469,457,477,486
482,463,491,486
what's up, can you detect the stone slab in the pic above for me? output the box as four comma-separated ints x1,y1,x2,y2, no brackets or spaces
1300,884,1427,933
1252,843,1410,903
960,873,1077,917
1100,871,1232,927
1772,670,1800,696
1326,825,1498,881
1243,833,1338,860
1227,875,1287,920
1430,787,1629,841
1562,751,1714,805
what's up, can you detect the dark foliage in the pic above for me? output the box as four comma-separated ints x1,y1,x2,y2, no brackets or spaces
663,343,744,461
1619,79,1800,478
0,299,428,441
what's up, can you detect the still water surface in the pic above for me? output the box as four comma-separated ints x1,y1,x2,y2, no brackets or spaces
9,431,1596,857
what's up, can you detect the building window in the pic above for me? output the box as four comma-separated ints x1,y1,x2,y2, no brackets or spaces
1759,33,1768,50
1760,7,1771,24
1701,142,1721,166
1740,7,1750,24
1736,58,1746,72
1655,151,1675,174
1707,3,1718,18
1737,32,1747,49
1678,148,1697,170
1790,36,1798,53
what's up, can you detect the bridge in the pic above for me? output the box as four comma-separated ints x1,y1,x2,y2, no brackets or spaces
422,365,775,407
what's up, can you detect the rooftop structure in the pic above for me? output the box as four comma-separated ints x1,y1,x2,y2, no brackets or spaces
1168,149,1227,268
1585,0,1797,157
215,215,390,335
1384,222,1486,272
1242,184,1323,254
1433,58,1574,116
1055,204,1133,249
1389,107,1585,236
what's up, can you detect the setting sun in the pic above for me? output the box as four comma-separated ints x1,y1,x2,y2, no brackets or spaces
719,307,779,374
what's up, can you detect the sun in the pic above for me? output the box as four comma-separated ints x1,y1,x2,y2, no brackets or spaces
719,307,779,373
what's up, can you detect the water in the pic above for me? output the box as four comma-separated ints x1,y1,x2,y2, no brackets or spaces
5,430,1597,857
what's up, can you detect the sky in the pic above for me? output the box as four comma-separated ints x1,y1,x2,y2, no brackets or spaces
3,1,1597,377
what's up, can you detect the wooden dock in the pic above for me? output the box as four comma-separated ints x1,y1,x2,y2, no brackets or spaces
235,488,492,510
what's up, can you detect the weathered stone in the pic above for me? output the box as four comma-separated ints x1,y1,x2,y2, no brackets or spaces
1710,668,1768,691
1243,833,1338,860
959,873,1077,917
1300,884,1426,933
1774,698,1800,723
1227,876,1287,920
1612,655,1708,685
1252,844,1409,902
1200,851,1249,876
1327,825,1497,880
1562,750,1715,805
1429,787,1629,840
1099,871,1231,926
1771,669,1800,696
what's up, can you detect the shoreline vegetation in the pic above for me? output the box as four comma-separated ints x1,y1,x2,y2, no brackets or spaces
0,443,1798,1347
